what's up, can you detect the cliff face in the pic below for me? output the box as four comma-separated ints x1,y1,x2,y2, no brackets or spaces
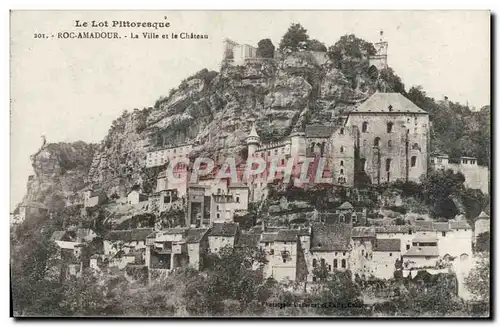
25,141,97,211
26,49,403,204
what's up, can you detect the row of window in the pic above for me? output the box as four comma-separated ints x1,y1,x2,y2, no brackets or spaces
361,122,394,133
313,258,347,269
359,155,418,171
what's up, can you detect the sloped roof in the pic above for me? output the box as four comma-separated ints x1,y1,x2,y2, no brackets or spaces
311,223,352,251
352,226,375,238
51,230,67,241
351,92,427,114
413,220,435,231
449,221,471,230
375,225,415,234
305,125,335,138
275,230,299,242
374,239,401,252
432,222,451,232
248,123,260,138
403,246,439,257
260,232,278,243
184,228,209,243
208,222,239,237
338,201,354,210
104,228,154,242
236,233,261,248
412,236,438,243
476,211,490,220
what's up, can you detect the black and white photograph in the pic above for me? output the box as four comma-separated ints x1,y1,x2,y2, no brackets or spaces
9,10,491,318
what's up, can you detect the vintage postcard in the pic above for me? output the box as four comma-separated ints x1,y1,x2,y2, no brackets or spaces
10,10,491,317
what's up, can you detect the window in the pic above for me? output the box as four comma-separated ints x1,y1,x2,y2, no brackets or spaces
217,188,221,194
374,137,380,147
352,214,357,223
341,259,346,268
265,242,269,246
270,249,274,255
409,230,413,235
313,258,317,268
340,169,344,175
335,252,338,256
328,265,332,271
406,244,410,250
388,140,392,148
320,258,325,267
340,146,344,153
389,253,392,257
412,143,420,150
442,231,446,237
361,249,364,256
385,158,392,172
360,158,366,172
340,160,344,166
312,277,317,282
339,214,345,222
362,122,368,133
333,259,338,268
281,159,285,165
216,205,219,210
343,252,346,256
340,128,344,135
411,156,417,167
236,196,240,203
216,213,220,219
387,122,393,133
274,149,278,155
388,105,393,112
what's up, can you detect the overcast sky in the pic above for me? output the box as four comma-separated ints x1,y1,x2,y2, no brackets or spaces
10,10,490,209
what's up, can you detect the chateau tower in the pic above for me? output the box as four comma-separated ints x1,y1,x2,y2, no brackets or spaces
246,123,261,157
369,30,388,70
290,125,306,157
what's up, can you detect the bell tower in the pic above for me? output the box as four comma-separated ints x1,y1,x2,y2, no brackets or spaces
369,30,388,70
246,123,261,157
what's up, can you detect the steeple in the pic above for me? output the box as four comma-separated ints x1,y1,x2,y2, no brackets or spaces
248,123,260,140
246,122,260,157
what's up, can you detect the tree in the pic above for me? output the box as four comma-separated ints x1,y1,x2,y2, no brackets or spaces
307,39,327,52
475,232,490,252
465,255,490,307
421,169,465,219
279,23,310,52
256,38,275,58
327,34,376,65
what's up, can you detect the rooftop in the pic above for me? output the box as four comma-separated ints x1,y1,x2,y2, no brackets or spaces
305,125,335,138
338,201,354,210
104,228,154,242
374,239,401,252
275,230,299,242
351,92,427,114
311,223,352,252
476,211,490,220
236,233,261,248
184,228,209,243
412,236,438,243
403,246,439,257
260,232,278,243
209,222,239,237
352,226,376,238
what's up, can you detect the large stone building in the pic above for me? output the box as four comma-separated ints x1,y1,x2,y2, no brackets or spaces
345,92,430,184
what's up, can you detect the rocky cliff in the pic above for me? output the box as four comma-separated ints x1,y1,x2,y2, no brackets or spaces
25,42,404,205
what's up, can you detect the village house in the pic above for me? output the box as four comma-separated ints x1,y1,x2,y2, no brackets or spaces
127,190,148,205
264,229,306,282
370,238,401,279
322,201,367,225
402,236,440,270
309,223,352,281
350,226,376,278
186,184,211,227
207,222,240,254
103,228,153,256
145,227,210,272
83,189,107,208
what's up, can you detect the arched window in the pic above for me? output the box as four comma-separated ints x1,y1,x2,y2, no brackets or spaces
385,158,392,172
313,258,317,268
388,140,392,148
320,258,325,267
411,156,417,167
236,196,240,203
340,146,344,153
340,169,344,175
360,158,366,172
341,259,347,268
387,122,393,133
362,122,368,133
333,259,338,268
340,128,344,135
374,137,381,147
340,160,344,166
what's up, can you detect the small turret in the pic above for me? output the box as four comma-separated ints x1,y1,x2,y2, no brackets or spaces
246,123,261,157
